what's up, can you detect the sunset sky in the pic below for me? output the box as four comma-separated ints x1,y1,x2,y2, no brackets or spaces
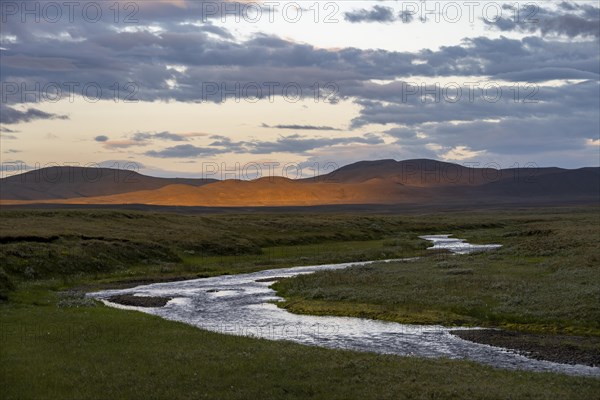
1,0,599,178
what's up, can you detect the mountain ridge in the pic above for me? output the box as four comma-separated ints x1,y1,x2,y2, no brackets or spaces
0,166,217,201
1,160,597,207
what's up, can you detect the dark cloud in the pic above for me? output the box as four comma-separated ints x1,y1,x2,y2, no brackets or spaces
387,115,598,157
0,126,19,139
485,2,600,38
132,131,189,142
2,24,598,106
95,131,205,150
207,135,246,152
145,144,225,158
244,134,384,154
399,10,415,23
145,134,385,158
0,105,68,124
345,6,396,23
350,80,599,128
261,123,341,131
365,79,600,162
493,68,600,82
2,0,598,167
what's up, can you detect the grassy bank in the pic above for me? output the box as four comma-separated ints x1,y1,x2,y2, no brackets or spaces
1,207,599,398
273,208,600,336
0,210,432,296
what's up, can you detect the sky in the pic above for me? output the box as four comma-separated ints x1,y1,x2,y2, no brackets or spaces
1,0,599,178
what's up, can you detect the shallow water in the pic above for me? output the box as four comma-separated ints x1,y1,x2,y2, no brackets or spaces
90,237,599,378
419,234,503,254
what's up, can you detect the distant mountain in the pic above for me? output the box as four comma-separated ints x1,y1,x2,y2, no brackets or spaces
0,167,217,200
0,161,597,207
310,159,565,186
1,177,434,207
471,167,600,199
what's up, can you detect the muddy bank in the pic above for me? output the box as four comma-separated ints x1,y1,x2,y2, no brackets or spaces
255,277,288,283
107,294,173,307
452,329,600,367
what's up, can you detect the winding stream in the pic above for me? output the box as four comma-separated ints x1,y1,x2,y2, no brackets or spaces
89,235,599,378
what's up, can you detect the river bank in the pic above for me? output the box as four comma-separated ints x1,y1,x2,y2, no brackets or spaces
452,329,600,367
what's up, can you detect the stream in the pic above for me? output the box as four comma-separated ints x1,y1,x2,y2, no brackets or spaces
89,235,599,378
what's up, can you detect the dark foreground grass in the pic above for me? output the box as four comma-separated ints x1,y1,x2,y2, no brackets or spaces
1,207,599,399
2,297,599,400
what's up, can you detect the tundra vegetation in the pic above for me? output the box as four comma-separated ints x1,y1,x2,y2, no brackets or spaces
1,207,599,399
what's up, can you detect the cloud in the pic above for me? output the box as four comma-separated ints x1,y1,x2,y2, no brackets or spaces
344,6,416,24
145,144,225,158
385,114,599,157
0,160,34,177
96,131,208,149
245,134,384,154
132,131,191,142
493,68,600,82
485,2,600,38
352,79,600,164
2,0,598,168
261,123,341,131
452,117,595,155
349,80,600,128
207,135,246,152
399,10,415,23
345,6,396,23
0,105,68,124
145,134,386,158
2,21,598,107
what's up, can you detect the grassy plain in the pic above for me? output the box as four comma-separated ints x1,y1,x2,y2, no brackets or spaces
1,207,599,399
274,209,600,335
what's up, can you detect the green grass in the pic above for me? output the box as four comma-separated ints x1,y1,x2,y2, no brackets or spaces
0,210,430,293
273,208,600,336
2,298,599,400
1,207,599,398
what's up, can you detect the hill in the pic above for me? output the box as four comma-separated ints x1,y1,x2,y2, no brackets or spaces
0,160,597,207
309,159,565,186
0,167,217,200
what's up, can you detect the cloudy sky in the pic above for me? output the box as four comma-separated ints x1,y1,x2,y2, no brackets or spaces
1,0,599,178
